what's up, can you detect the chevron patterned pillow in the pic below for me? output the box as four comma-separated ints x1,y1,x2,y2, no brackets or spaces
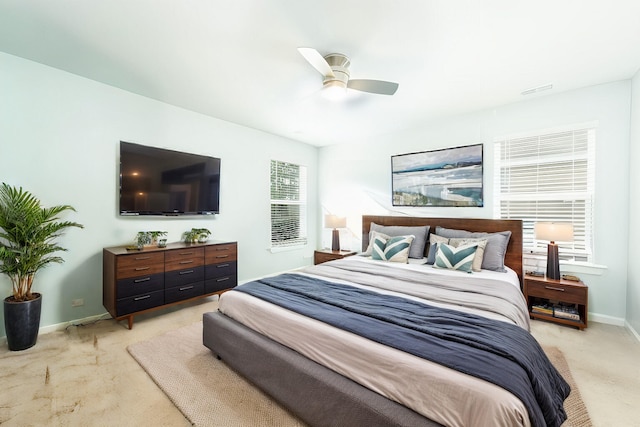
371,234,415,263
433,242,478,272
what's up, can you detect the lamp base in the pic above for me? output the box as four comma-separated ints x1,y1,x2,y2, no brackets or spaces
546,243,560,280
331,229,340,252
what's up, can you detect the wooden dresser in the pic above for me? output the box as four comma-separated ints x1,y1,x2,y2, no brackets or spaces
103,240,237,328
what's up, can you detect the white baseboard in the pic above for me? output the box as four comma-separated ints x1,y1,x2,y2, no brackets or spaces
589,312,625,326
625,321,640,343
39,312,111,334
0,312,111,346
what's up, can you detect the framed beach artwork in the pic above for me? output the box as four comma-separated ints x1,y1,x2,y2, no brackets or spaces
391,143,483,207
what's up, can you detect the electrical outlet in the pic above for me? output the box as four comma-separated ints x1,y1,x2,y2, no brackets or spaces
71,298,84,307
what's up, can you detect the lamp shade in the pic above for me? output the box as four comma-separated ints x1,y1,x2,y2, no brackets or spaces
325,214,346,229
534,222,574,243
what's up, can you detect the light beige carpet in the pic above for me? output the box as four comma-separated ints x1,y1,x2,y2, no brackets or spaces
128,322,591,427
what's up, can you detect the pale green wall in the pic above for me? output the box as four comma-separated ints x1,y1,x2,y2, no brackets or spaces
1,48,637,336
319,81,632,325
0,52,318,336
627,70,640,335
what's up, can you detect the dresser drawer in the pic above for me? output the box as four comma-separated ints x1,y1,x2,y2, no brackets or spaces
525,279,587,305
116,290,164,316
205,275,237,294
165,281,204,304
116,252,165,279
165,266,205,288
165,247,204,272
205,261,237,279
117,272,164,299
205,243,237,264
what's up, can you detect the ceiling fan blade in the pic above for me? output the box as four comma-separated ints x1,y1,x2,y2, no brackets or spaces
298,47,335,78
348,79,399,95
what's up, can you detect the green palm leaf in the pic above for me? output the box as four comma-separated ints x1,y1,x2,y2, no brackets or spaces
0,183,83,301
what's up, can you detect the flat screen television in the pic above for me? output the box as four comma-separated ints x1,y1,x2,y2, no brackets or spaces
119,141,221,216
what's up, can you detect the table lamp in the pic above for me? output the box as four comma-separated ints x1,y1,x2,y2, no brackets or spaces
325,214,347,251
534,222,574,280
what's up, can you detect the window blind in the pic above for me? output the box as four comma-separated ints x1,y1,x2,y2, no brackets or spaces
270,160,308,248
494,127,595,261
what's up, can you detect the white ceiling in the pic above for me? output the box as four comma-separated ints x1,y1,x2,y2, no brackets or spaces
1,0,640,147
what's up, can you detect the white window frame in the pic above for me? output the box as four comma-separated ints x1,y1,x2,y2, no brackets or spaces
493,123,596,263
270,160,308,249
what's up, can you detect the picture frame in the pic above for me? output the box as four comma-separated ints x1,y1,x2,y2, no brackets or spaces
391,143,483,207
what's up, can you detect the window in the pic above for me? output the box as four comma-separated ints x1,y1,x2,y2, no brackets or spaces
494,126,595,262
270,160,308,248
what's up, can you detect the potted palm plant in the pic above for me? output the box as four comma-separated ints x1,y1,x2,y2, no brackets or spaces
0,183,83,351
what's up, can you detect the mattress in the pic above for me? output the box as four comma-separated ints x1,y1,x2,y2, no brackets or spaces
218,256,538,427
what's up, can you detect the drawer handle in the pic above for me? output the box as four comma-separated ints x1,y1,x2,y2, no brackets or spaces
545,286,565,292
134,295,151,301
217,263,230,268
134,277,151,283
216,254,229,259
216,277,230,282
216,247,230,251
179,285,194,291
179,270,194,275
179,251,195,255
135,256,151,260
134,267,150,271
179,260,194,264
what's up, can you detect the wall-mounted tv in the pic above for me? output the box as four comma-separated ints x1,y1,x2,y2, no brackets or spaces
119,141,221,216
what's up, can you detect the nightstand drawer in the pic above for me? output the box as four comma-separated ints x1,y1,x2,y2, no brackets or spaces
525,280,587,304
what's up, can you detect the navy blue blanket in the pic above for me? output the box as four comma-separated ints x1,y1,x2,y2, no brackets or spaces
234,273,570,427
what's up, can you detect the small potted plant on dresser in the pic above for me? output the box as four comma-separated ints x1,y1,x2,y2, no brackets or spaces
0,183,83,351
182,228,211,244
134,231,168,249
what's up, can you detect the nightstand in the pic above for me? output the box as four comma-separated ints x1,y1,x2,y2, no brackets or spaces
524,274,588,330
314,249,357,265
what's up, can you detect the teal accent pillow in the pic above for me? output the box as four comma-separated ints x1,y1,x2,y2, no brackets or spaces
370,223,429,259
435,226,512,272
371,234,415,263
433,243,478,272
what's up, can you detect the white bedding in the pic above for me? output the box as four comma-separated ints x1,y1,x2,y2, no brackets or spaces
219,257,531,427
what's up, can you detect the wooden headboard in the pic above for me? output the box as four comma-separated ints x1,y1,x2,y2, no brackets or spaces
362,215,523,287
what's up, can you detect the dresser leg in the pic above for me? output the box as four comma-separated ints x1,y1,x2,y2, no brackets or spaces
128,315,134,330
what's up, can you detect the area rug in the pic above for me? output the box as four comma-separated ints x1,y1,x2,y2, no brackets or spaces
128,322,591,427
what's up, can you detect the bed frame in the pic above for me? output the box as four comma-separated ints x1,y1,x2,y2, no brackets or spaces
203,215,523,427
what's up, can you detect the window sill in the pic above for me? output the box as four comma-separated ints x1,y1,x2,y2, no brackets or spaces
269,244,308,253
560,260,608,276
524,253,607,276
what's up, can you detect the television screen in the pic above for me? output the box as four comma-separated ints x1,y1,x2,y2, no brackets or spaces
119,141,221,215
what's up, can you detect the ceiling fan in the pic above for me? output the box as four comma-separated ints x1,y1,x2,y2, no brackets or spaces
298,47,399,98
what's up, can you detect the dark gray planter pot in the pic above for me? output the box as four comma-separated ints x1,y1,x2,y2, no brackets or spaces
3,293,42,351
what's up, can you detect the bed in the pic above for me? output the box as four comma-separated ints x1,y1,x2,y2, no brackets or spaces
203,215,569,427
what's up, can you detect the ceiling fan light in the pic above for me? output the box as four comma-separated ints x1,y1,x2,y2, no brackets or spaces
322,80,347,101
